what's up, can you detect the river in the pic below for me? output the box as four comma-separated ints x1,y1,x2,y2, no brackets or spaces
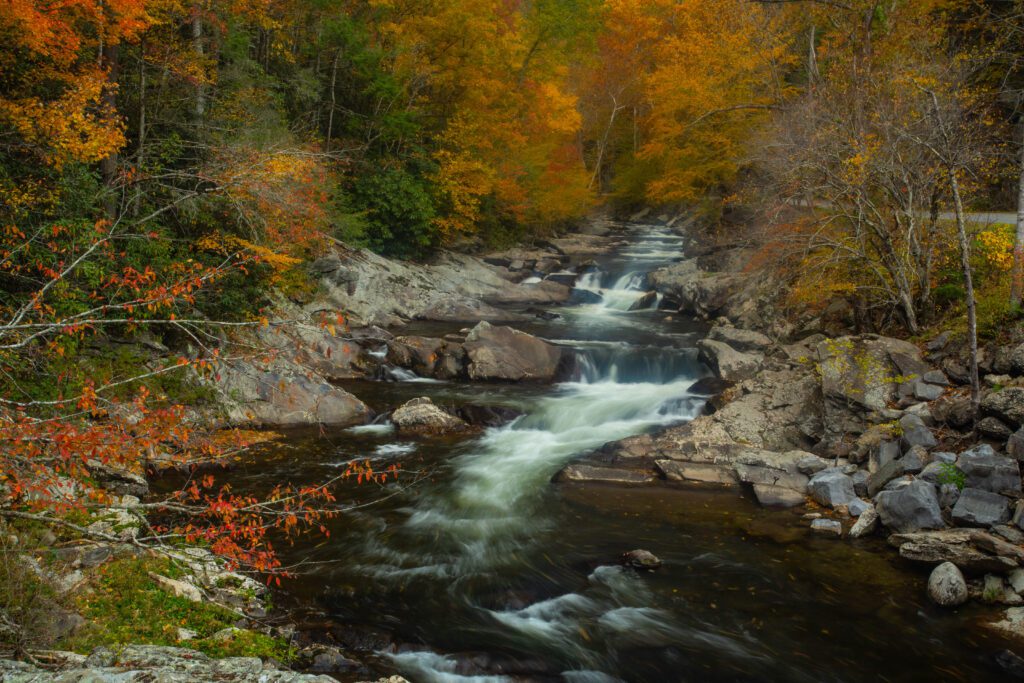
185,223,1013,682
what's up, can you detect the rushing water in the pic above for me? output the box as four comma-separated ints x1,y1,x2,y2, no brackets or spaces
173,224,1016,682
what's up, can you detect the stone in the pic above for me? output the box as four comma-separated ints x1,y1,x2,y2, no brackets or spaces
808,469,857,508
957,451,1022,495
952,488,1012,527
733,450,810,508
888,529,1020,573
810,519,843,537
981,387,1024,429
215,359,370,428
177,627,198,641
982,575,1021,605
875,480,945,533
927,561,969,607
913,380,945,402
979,417,1015,440
149,573,203,602
1009,427,1024,461
1014,500,1024,530
870,440,902,473
851,470,869,498
622,549,662,570
933,451,957,464
901,446,927,473
867,456,910,497
707,325,772,353
697,339,763,382
995,525,1024,545
463,322,565,382
931,395,975,429
391,397,471,436
1010,568,1024,594
923,370,950,385
899,413,937,451
797,455,828,475
847,498,871,517
939,483,961,510
848,505,880,538
927,332,951,352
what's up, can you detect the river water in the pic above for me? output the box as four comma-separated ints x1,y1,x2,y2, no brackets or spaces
190,224,1014,681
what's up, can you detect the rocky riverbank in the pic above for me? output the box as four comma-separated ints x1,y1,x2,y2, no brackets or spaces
552,212,1024,659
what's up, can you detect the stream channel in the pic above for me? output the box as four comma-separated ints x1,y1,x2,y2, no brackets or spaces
183,223,1014,682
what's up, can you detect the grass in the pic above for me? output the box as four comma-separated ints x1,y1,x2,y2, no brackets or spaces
62,555,294,663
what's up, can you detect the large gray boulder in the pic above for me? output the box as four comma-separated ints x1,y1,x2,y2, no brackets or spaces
952,488,1012,527
957,451,1022,495
697,339,763,382
875,480,945,533
216,360,369,428
733,449,810,508
816,335,922,439
981,387,1024,429
928,561,969,607
463,322,565,382
808,469,857,508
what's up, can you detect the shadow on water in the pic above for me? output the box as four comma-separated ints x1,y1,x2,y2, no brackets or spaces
160,225,1015,682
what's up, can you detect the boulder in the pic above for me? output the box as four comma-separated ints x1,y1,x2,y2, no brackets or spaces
848,505,880,538
707,325,772,353
982,387,1024,429
927,562,969,607
816,335,921,438
627,291,658,311
386,336,445,376
391,397,471,436
1009,427,1024,461
952,488,1012,527
847,498,871,516
808,469,857,508
957,451,1022,495
463,322,565,382
216,360,369,428
697,339,762,382
875,480,945,533
797,454,829,475
931,395,975,430
733,449,810,508
622,549,662,570
899,413,937,451
980,417,1015,440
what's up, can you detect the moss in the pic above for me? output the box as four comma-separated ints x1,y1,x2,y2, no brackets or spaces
63,556,293,663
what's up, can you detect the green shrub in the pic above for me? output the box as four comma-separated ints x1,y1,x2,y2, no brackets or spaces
352,167,438,258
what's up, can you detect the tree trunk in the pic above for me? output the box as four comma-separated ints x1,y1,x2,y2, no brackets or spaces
1011,123,1024,309
99,43,120,220
950,168,981,418
192,11,205,121
325,50,340,153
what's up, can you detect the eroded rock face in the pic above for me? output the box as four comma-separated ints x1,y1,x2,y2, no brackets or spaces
391,397,471,436
816,335,921,440
463,322,566,382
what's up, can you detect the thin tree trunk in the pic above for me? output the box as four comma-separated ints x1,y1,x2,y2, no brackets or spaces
134,40,146,218
100,43,120,220
325,50,340,153
950,169,981,418
192,11,205,121
590,98,621,191
1011,123,1024,308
